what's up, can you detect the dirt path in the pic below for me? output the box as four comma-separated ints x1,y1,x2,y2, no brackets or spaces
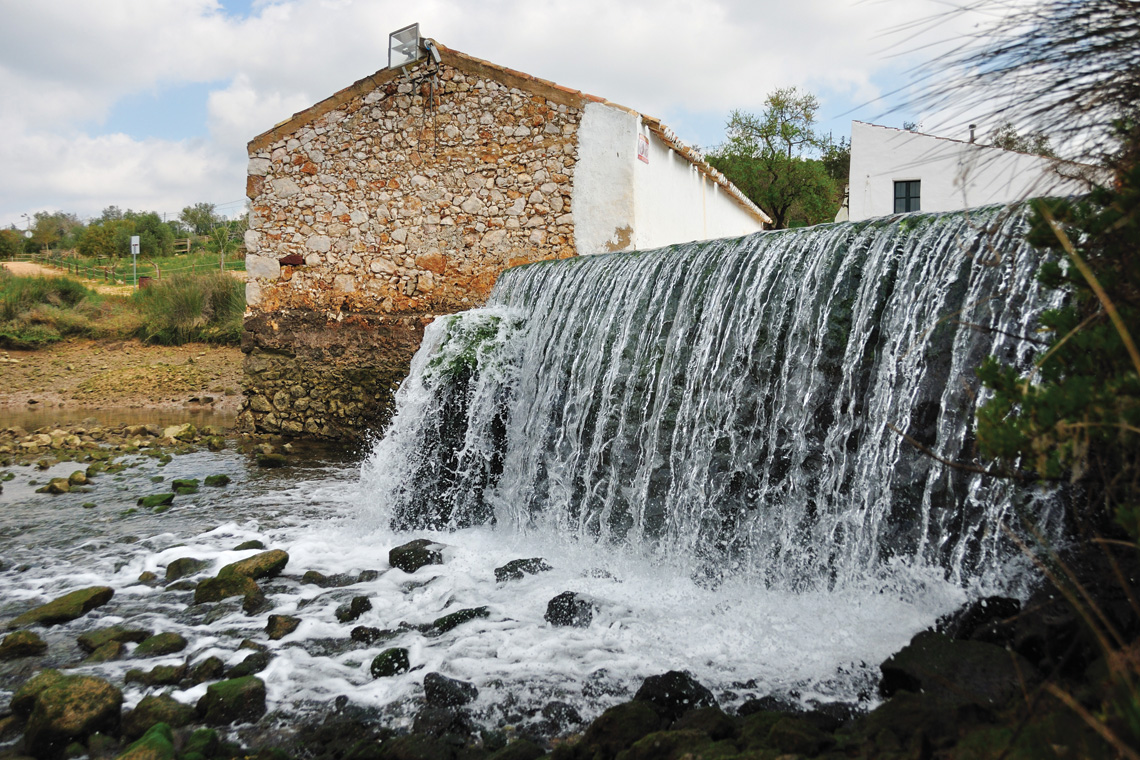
0,339,244,413
2,260,133,295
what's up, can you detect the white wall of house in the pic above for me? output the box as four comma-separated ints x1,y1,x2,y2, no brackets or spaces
847,121,1098,221
573,102,766,255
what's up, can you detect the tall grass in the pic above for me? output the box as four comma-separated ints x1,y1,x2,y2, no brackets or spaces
0,270,245,348
133,272,245,345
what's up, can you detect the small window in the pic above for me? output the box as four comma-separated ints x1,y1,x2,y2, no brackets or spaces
894,180,921,213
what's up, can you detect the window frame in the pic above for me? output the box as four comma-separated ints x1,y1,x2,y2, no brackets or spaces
894,180,921,213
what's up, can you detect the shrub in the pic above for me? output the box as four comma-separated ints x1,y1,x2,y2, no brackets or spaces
133,272,245,345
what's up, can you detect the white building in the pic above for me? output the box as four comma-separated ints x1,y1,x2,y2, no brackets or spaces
843,121,1101,221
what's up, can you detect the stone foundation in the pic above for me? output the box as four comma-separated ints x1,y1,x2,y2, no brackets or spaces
239,311,431,439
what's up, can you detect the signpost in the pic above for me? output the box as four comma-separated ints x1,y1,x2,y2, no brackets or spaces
130,236,140,289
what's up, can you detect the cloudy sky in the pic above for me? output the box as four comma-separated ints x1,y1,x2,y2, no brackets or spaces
0,0,1003,229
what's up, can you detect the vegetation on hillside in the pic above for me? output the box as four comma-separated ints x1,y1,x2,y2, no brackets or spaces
0,270,244,349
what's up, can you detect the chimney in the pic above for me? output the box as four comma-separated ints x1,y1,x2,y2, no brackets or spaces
969,124,977,143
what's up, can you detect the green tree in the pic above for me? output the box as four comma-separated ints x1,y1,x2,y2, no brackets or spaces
708,88,839,229
0,229,24,260
179,202,219,236
77,218,134,259
988,121,1056,157
29,211,84,250
126,211,174,258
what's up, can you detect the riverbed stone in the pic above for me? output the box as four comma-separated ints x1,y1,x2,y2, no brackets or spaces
8,586,114,629
544,592,593,628
137,493,175,509
83,641,125,663
219,549,289,580
370,648,410,678
165,558,210,581
193,573,261,605
633,671,718,721
132,632,187,657
494,558,552,582
432,606,489,634
171,478,199,495
35,478,70,494
578,700,664,759
125,663,187,688
203,474,231,487
0,630,47,660
77,626,151,653
226,651,272,678
233,540,266,551
334,596,372,624
423,672,478,707
67,471,87,486
116,721,175,760
266,615,301,640
186,656,226,685
21,673,122,759
388,539,444,573
196,676,267,725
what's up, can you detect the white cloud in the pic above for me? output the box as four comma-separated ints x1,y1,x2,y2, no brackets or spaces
0,0,1005,227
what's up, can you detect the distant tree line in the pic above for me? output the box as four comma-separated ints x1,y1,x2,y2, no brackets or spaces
0,203,247,261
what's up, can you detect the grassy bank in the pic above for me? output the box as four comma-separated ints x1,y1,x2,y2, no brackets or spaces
35,249,246,284
0,271,244,349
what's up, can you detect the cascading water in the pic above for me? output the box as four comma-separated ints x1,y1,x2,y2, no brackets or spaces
363,206,1063,593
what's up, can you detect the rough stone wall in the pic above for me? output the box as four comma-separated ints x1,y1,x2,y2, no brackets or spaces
241,57,584,438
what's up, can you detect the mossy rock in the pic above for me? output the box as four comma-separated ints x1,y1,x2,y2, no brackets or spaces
11,669,69,715
171,479,199,494
164,558,210,582
0,630,47,660
193,573,260,605
182,728,220,758
266,615,301,641
132,632,187,657
122,695,197,741
432,606,489,634
115,721,174,760
622,729,735,760
370,648,410,678
84,640,126,664
219,549,289,580
196,676,267,725
125,663,187,688
36,478,71,494
335,597,372,624
580,701,664,758
233,539,265,551
226,651,272,678
204,474,231,487
256,453,288,468
137,494,175,509
77,626,150,653
494,558,552,582
23,674,123,759
8,586,114,629
67,471,88,486
186,656,226,685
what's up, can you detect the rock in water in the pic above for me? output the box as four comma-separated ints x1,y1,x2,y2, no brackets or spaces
432,606,490,634
196,676,267,725
0,630,47,660
371,648,410,678
494,557,553,582
7,587,114,628
18,672,123,759
388,539,444,573
116,722,175,760
545,592,594,627
219,549,289,579
335,596,372,623
193,574,260,605
266,615,301,640
77,626,151,653
137,493,175,509
133,633,187,657
633,671,718,720
423,672,478,707
165,557,210,581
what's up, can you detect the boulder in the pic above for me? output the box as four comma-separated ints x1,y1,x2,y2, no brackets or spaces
116,722,175,760
8,586,114,628
302,570,356,588
633,670,718,721
411,706,475,738
226,651,272,678
880,630,1041,708
77,626,150,653
370,648,410,678
388,539,444,573
579,701,664,759
266,615,301,640
35,478,70,495
219,549,289,580
125,663,187,687
83,641,125,663
165,558,210,582
196,676,267,725
0,630,47,660
545,591,594,627
133,632,187,657
494,558,553,582
203,474,231,487
186,656,226,685
423,672,478,707
335,596,372,624
937,596,1021,643
171,479,199,495
67,471,87,486
233,540,266,551
122,696,196,740
21,673,122,759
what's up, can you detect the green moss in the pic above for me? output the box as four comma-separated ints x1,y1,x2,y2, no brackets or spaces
116,721,174,760
370,648,410,678
137,493,174,509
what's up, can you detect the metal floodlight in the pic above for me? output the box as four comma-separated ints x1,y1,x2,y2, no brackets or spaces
388,23,423,70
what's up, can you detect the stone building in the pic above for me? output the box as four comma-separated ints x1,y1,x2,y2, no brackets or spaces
241,42,770,439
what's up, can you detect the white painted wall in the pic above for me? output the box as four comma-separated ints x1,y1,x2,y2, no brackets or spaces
573,102,766,255
632,124,764,249
847,121,1099,221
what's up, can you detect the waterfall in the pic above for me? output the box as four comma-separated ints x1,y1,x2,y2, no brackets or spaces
363,207,1062,591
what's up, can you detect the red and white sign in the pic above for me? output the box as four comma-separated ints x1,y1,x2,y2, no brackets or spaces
637,134,650,164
